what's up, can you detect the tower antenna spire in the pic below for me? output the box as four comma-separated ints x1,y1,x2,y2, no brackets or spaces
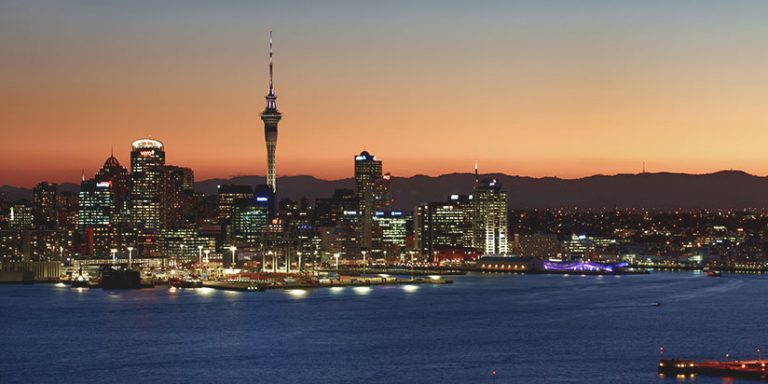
269,30,274,95
264,31,277,111
474,161,479,184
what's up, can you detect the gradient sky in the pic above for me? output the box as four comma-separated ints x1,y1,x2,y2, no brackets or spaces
3,0,768,187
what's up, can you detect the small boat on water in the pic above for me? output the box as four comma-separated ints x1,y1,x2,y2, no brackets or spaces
70,268,93,288
169,276,203,289
704,268,722,277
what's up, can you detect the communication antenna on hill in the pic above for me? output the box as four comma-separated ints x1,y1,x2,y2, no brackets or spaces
474,161,479,185
642,161,646,174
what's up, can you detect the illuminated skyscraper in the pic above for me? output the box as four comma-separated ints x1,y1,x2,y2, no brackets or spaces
414,195,473,258
130,139,165,231
260,32,281,193
472,177,508,255
95,152,130,223
372,211,408,261
77,180,113,229
231,199,269,244
354,151,384,250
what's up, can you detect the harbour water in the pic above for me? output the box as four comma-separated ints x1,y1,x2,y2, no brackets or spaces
1,272,766,383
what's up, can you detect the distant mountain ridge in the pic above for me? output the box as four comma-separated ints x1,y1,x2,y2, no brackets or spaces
3,170,768,209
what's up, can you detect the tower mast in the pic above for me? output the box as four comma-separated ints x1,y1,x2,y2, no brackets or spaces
261,31,282,193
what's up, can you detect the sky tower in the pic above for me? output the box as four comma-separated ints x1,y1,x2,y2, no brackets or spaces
261,31,281,193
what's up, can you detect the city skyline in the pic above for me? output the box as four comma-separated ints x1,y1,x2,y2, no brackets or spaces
5,1,768,186
4,3,768,384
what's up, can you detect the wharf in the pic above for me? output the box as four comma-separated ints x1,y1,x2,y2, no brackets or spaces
317,267,466,276
659,358,768,380
203,276,452,292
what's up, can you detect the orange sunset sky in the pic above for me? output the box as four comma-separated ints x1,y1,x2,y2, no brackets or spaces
3,1,768,187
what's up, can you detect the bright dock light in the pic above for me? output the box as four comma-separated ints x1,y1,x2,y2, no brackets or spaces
353,286,371,295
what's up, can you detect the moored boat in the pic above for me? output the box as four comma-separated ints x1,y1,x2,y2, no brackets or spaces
100,266,141,289
169,276,203,289
704,267,722,277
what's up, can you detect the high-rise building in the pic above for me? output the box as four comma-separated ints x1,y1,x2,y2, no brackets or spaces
76,179,115,257
56,191,78,231
130,139,165,231
77,180,113,229
231,199,269,244
217,184,254,223
314,189,357,227
160,165,194,229
472,178,508,255
95,153,131,225
260,32,281,193
372,211,408,261
414,195,473,258
354,151,385,251
95,152,130,204
32,182,58,230
254,184,276,218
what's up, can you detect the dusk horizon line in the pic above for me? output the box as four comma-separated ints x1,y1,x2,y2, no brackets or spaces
4,168,762,189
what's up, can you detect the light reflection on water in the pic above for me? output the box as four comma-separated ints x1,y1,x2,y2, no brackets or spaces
0,272,763,384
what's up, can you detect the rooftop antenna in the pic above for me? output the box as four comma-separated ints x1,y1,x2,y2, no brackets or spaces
81,169,85,182
110,144,114,157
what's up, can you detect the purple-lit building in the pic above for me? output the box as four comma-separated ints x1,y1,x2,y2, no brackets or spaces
476,255,629,273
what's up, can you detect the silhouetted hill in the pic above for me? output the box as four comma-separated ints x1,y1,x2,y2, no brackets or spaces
4,171,768,210
194,175,354,201
195,171,768,210
0,183,79,202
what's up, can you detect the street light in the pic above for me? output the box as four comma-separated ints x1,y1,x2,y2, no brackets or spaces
362,250,367,276
178,244,186,269
110,248,117,265
297,251,303,273
409,250,415,280
313,250,318,275
228,246,237,268
197,245,203,271
262,251,267,273
203,249,210,277
127,247,134,269
334,252,340,274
